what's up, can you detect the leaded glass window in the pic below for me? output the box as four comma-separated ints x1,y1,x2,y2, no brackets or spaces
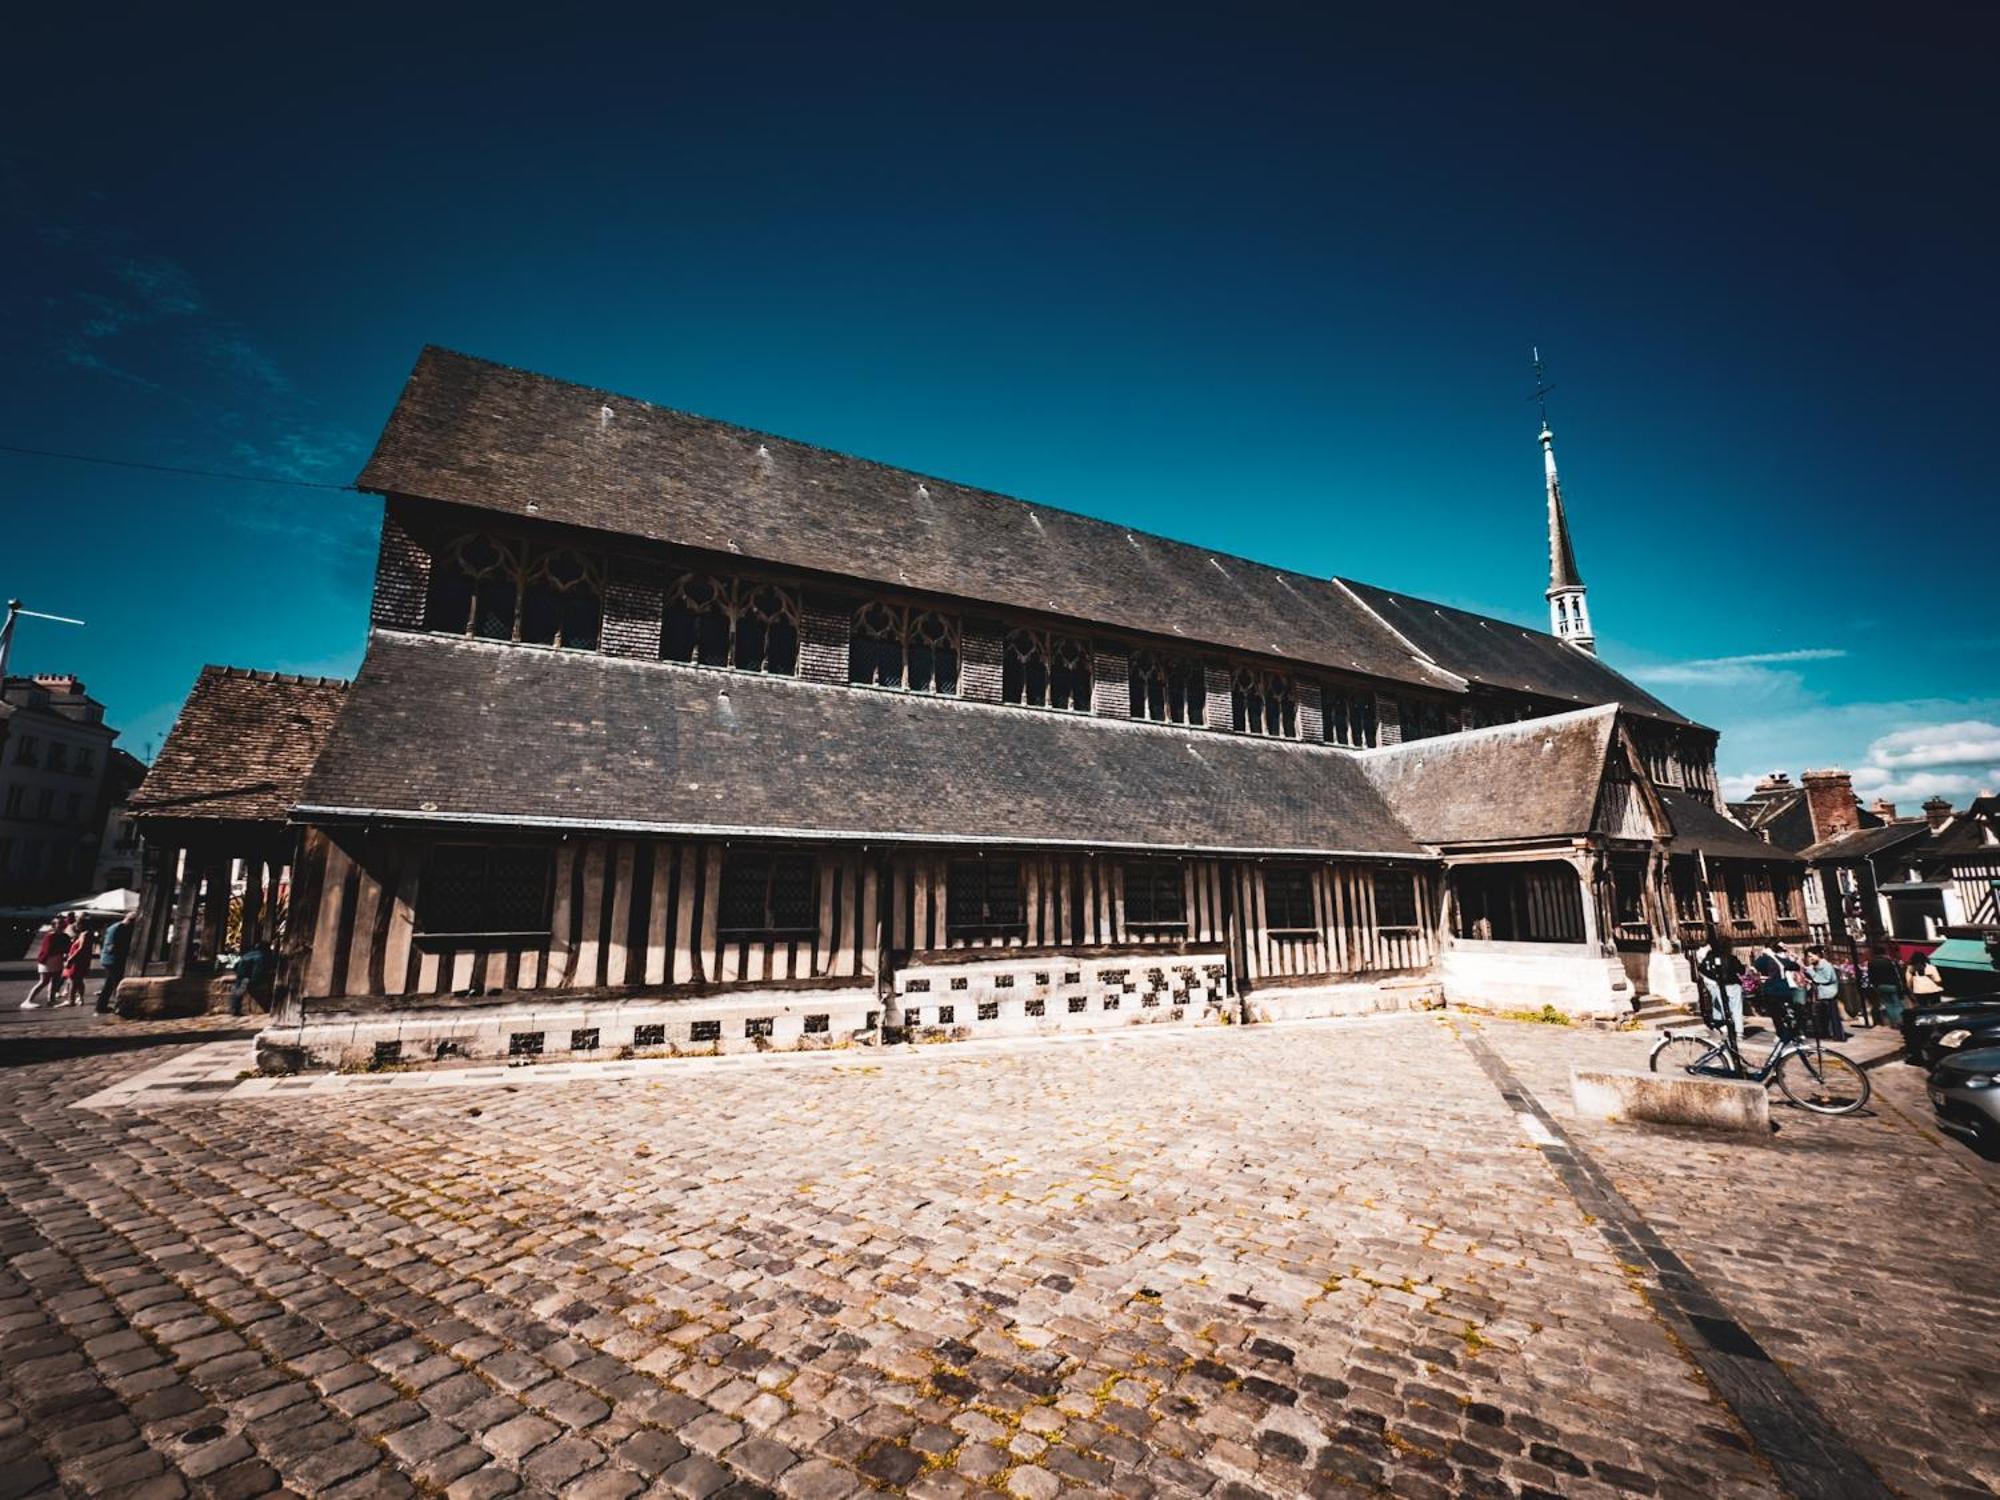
718,849,818,934
1128,651,1205,725
424,535,602,649
1263,866,1317,931
1231,669,1297,738
1123,861,1187,932
1373,869,1419,929
849,601,960,693
1003,630,1091,711
947,858,1025,939
662,574,800,674
418,845,554,936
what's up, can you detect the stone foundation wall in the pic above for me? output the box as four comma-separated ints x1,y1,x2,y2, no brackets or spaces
888,951,1231,1040
1241,972,1441,1023
256,988,881,1073
1439,939,1634,1019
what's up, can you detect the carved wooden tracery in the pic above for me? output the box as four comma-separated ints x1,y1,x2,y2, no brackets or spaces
425,534,603,649
1128,650,1205,725
1231,668,1297,738
850,601,960,694
662,573,801,674
1003,629,1091,711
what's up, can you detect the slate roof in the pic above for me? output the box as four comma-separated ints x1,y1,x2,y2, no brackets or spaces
1355,705,1619,847
358,348,1467,694
1923,796,2000,861
1338,580,1698,728
296,631,1427,858
1799,821,1932,863
1657,790,1801,863
130,667,350,825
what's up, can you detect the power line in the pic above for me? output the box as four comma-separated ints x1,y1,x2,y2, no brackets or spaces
0,442,359,492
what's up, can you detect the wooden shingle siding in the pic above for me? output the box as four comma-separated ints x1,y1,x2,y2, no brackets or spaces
370,509,431,630
796,593,850,685
1091,643,1131,719
600,559,663,659
959,621,1005,703
1296,680,1324,743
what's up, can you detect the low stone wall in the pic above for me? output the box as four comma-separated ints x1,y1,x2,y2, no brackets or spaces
115,974,234,1020
255,988,881,1073
1241,972,1441,1023
1440,939,1634,1019
1571,1066,1770,1133
887,950,1230,1041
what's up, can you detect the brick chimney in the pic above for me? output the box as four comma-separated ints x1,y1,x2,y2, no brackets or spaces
1922,796,1954,831
1801,769,1860,842
1751,771,1794,798
1870,798,1898,821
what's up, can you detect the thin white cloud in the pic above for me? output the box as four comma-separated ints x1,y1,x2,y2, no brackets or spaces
1632,646,1846,689
1865,721,2000,770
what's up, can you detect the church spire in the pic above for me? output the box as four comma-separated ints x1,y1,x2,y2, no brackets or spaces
1532,349,1595,655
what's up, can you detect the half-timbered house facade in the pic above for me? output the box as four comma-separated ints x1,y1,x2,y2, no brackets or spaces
135,348,1803,1067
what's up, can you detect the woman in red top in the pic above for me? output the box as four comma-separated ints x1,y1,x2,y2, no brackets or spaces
57,924,92,1007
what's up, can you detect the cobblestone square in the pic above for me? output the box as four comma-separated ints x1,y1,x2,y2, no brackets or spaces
1,1009,1994,1499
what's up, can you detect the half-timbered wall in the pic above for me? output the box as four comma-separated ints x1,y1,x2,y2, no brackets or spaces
1947,859,2000,925
1228,863,1438,985
889,853,1229,955
302,830,880,1001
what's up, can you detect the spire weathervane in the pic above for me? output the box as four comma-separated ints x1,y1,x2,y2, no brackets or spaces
1528,350,1595,655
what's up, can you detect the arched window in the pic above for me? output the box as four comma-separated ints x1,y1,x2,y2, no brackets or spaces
520,549,602,649
1231,669,1296,738
425,535,602,649
850,602,960,693
662,574,800,674
1003,629,1090,711
1128,650,1205,725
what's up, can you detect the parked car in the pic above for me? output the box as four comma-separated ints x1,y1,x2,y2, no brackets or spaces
1902,1001,2000,1069
1928,1046,2000,1151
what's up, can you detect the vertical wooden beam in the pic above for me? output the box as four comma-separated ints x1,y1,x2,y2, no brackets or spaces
645,842,674,986
547,842,577,984
345,840,384,998
304,838,352,998
698,845,721,982
858,860,879,977
672,844,699,983
573,841,607,988
607,840,636,986
816,859,836,976
382,856,418,997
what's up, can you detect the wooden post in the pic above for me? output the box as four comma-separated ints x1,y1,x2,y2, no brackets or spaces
168,845,201,977
240,855,264,949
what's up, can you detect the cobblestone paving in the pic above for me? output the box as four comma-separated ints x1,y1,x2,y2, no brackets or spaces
0,1008,1993,1499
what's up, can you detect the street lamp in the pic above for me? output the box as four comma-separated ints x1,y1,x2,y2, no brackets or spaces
0,598,87,681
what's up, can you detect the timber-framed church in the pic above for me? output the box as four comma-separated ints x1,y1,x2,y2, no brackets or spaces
126,349,1806,1067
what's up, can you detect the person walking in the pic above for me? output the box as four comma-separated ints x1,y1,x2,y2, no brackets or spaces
1806,946,1847,1041
21,914,70,1009
95,915,131,1015
57,922,93,1006
1753,944,1798,1034
1907,950,1945,1008
1699,938,1748,1042
1866,949,1904,1027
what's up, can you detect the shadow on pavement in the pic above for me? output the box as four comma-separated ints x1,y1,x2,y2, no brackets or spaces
0,1028,259,1069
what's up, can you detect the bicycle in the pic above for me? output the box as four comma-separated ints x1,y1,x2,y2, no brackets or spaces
1648,999,1871,1115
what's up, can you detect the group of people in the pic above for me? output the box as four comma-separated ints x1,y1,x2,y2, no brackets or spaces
18,912,279,1017
1693,934,1943,1043
21,911,131,1013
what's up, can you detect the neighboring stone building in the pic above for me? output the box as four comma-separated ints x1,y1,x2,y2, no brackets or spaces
91,747,149,892
0,673,120,904
138,348,1806,1063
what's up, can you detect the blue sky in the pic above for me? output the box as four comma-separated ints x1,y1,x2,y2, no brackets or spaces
4,4,1996,805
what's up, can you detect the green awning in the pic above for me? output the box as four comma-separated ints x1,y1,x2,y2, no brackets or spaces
1929,937,1997,973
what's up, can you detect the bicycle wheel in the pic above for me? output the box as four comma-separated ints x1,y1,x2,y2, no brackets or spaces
1774,1046,1871,1115
1649,1035,1714,1076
